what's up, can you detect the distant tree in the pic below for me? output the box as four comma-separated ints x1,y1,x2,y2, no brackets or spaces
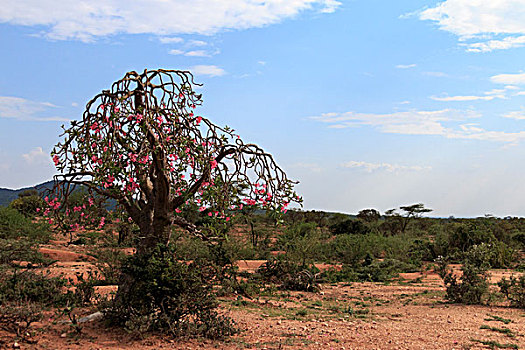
9,190,43,217
357,208,380,223
399,203,432,233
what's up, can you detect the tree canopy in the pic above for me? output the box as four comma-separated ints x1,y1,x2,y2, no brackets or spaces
48,69,301,253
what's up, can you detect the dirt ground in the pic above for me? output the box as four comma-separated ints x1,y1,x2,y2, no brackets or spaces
2,243,524,350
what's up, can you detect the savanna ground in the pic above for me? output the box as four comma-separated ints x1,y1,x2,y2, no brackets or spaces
2,233,524,350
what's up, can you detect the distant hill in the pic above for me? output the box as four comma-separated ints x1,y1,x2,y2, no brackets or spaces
0,181,54,207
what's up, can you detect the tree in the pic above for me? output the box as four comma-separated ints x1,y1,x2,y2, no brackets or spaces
399,203,432,233
357,208,380,223
48,69,300,256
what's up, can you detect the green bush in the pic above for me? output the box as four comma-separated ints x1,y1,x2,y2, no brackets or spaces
0,207,50,242
498,275,525,309
256,256,320,292
0,269,68,306
278,222,325,267
325,233,384,266
9,192,44,217
438,244,492,305
103,244,237,339
321,258,417,283
330,219,370,235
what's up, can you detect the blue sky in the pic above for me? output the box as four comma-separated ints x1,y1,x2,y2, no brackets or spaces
1,0,524,217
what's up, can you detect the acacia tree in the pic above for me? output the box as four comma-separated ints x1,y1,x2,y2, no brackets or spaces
49,69,300,256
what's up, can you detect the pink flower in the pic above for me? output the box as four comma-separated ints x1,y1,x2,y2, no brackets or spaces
52,155,60,166
196,116,202,125
210,160,218,169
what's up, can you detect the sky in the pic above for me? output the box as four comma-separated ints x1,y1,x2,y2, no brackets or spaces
0,0,524,217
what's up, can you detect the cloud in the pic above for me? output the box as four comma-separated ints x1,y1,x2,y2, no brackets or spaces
423,71,448,77
311,109,525,144
464,35,525,52
418,0,525,52
491,72,525,85
341,161,431,173
168,49,184,55
431,95,501,102
396,64,416,69
185,50,212,57
169,48,219,57
431,85,517,102
159,36,184,44
0,0,341,42
22,147,51,165
0,96,69,121
503,109,525,120
311,109,476,135
319,0,341,13
188,40,207,47
190,65,226,77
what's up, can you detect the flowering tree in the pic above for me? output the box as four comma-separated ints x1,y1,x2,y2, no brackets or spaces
50,69,300,255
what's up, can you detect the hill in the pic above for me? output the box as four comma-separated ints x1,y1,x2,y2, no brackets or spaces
0,180,54,207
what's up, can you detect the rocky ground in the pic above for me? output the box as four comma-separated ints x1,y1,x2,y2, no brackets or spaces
1,241,524,350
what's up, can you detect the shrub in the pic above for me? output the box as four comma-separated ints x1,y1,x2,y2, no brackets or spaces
321,258,417,283
330,219,370,235
0,269,68,306
278,222,325,267
9,192,44,217
438,244,492,305
256,256,320,292
498,275,525,309
103,244,237,339
0,207,50,242
326,233,384,266
356,258,418,282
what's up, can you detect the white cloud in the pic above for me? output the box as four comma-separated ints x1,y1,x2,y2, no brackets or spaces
0,96,69,121
418,0,525,52
423,71,448,77
311,109,525,144
491,72,525,85
431,95,500,102
190,65,226,77
464,35,525,52
185,50,211,57
159,36,184,44
431,85,517,102
341,161,431,173
319,0,341,13
396,64,416,69
503,109,525,120
311,109,476,135
22,147,51,165
188,40,207,47
168,49,184,55
0,0,341,42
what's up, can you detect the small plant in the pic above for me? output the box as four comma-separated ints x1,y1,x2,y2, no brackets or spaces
0,301,43,342
471,339,518,349
256,257,320,292
485,314,512,324
480,325,516,338
438,244,491,305
498,275,525,309
103,244,237,339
